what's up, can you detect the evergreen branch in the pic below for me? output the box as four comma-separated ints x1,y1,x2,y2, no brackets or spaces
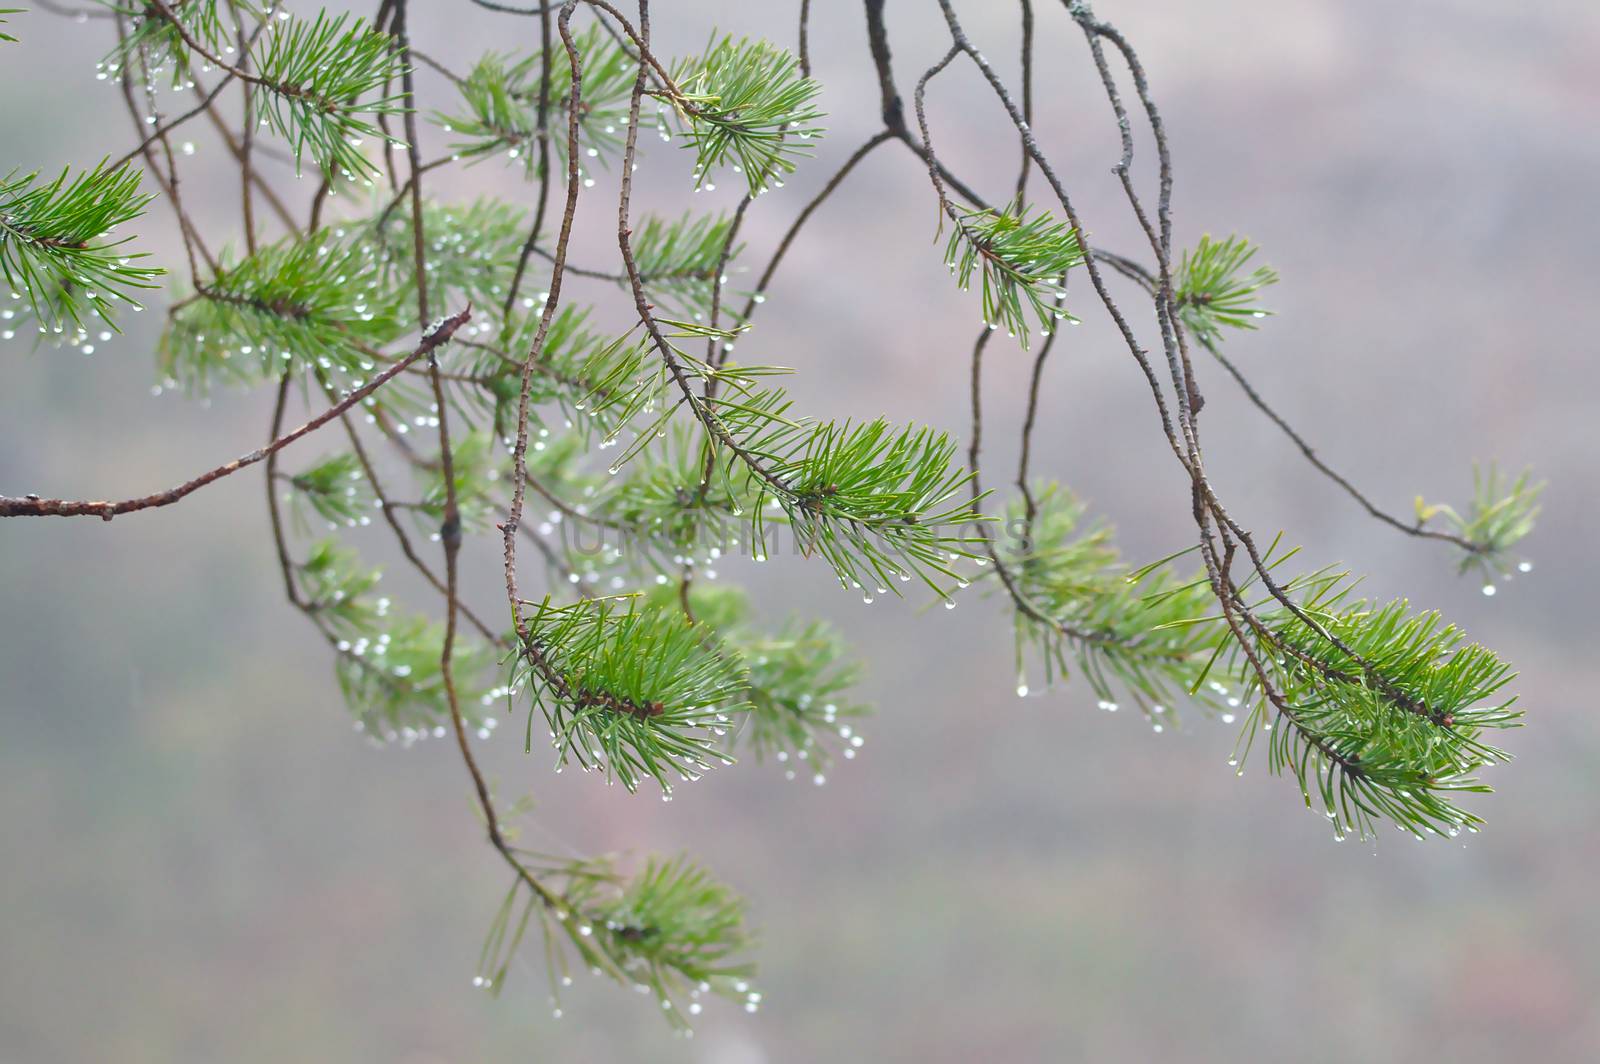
0,160,162,332
666,35,824,194
650,583,871,779
605,34,989,598
943,198,1084,348
997,485,1228,719
515,594,750,794
556,320,665,440
475,304,654,441
600,120,986,602
1266,570,1520,738
337,613,497,739
739,414,988,596
284,451,373,529
0,7,20,42
293,538,498,739
433,25,634,174
595,427,758,565
1107,229,1543,578
726,616,869,778
1228,570,1522,840
935,0,1535,842
1418,465,1543,583
1,0,1554,1032
738,629,867,777
161,229,410,390
251,10,407,177
367,197,534,316
522,574,873,788
482,852,757,1027
139,3,404,177
629,210,741,319
103,0,240,84
623,293,988,599
1174,233,1277,344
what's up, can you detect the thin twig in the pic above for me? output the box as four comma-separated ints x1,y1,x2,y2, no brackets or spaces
0,309,472,519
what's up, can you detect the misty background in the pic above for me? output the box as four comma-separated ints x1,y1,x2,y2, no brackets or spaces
2,1,1597,1060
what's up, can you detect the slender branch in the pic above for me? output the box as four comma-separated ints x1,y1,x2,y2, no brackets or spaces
0,309,472,519
798,0,812,78
501,0,585,640
503,1,557,319
1204,339,1485,555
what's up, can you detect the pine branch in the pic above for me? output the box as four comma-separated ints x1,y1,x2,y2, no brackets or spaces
295,538,498,740
744,415,988,597
1417,465,1543,583
251,10,406,177
516,594,750,794
0,160,161,333
997,484,1228,720
1199,335,1534,566
105,0,240,85
130,4,404,177
161,229,409,390
666,35,824,194
1228,565,1522,840
1174,233,1278,344
481,852,757,1026
434,25,634,175
596,427,759,566
284,451,373,529
368,197,534,317
943,198,1083,347
603,316,988,595
648,582,872,778
478,304,656,441
628,210,741,320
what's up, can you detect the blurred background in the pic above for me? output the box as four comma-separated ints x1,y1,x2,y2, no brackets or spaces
2,1,1597,1060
